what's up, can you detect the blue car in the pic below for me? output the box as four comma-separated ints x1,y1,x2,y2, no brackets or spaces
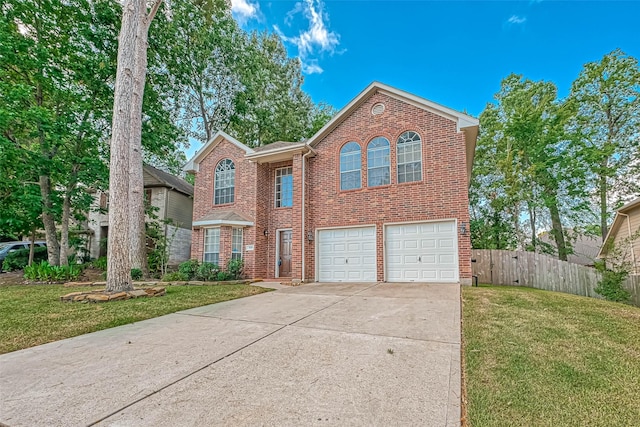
0,241,46,272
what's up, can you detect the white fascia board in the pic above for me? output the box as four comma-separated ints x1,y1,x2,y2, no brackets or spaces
193,219,255,227
183,130,254,173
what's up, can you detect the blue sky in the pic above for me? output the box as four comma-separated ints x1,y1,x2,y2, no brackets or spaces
231,0,640,117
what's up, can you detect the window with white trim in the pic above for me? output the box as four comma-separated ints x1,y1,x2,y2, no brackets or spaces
232,228,243,260
397,131,422,183
275,167,293,208
214,159,235,205
204,228,220,265
340,142,361,190
367,137,390,187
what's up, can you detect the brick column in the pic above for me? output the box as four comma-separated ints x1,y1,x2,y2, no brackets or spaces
291,153,303,281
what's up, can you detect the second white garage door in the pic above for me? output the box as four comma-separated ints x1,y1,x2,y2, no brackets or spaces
317,227,376,282
385,221,458,282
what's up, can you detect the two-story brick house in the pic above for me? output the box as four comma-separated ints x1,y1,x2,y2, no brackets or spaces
185,82,479,284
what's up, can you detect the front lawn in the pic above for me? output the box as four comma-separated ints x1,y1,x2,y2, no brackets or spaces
0,284,269,354
462,286,640,427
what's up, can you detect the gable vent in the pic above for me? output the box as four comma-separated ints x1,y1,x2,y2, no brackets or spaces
371,103,385,115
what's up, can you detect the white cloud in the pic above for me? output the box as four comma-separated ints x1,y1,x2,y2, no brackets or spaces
301,61,323,75
507,15,527,25
276,0,341,74
231,0,259,23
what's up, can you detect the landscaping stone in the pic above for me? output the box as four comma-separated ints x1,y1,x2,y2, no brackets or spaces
145,287,166,297
109,292,128,301
60,287,166,303
128,289,148,298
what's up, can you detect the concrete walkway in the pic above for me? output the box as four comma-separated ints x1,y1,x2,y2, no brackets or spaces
0,282,461,426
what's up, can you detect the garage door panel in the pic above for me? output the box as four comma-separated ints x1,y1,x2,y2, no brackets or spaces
422,255,437,264
439,254,456,264
385,221,458,283
362,241,376,251
421,239,436,249
438,222,454,232
439,239,455,249
317,227,376,282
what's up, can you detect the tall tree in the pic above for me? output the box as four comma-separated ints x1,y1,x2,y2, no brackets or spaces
0,0,116,265
107,0,163,292
471,75,587,260
230,31,314,146
570,49,640,241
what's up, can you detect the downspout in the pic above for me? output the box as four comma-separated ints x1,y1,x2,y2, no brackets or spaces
618,212,637,274
301,148,315,282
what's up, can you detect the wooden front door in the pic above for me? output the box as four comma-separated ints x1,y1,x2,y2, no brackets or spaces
279,230,292,277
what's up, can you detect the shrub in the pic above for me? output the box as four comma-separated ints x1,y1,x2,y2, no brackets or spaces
226,259,244,280
3,246,48,271
161,272,189,282
92,256,108,271
196,262,220,281
216,271,233,281
595,269,630,303
130,268,143,281
23,261,82,282
178,259,200,280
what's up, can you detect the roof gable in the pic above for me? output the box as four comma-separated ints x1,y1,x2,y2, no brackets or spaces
306,81,479,183
184,130,253,173
307,82,479,148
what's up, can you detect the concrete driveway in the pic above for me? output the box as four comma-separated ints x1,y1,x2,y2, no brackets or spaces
0,282,461,426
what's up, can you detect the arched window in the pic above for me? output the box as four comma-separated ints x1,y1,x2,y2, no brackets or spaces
397,131,422,183
340,142,361,190
214,159,235,205
367,137,390,187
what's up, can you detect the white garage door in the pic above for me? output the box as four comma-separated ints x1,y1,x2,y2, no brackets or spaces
317,227,377,282
385,221,458,282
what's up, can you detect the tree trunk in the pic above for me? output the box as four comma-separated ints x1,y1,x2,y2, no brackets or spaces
128,0,153,278
39,175,60,266
107,0,161,291
527,201,537,251
106,0,141,292
28,230,36,266
599,171,608,242
547,195,568,261
59,187,71,266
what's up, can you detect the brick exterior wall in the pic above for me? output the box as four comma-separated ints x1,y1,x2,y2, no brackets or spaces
190,90,473,283
305,92,471,282
191,139,261,278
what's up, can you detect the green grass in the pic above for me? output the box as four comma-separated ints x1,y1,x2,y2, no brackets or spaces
462,285,640,427
0,284,269,354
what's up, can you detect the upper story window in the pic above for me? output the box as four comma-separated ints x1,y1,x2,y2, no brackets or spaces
367,137,390,187
340,142,361,191
275,167,293,208
397,131,422,183
214,159,235,205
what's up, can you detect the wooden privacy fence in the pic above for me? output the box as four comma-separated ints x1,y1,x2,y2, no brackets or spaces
471,249,640,307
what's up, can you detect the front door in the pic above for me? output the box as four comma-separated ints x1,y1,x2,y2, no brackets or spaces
279,230,292,277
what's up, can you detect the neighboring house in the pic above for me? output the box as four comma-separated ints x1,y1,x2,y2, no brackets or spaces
185,82,479,284
86,165,194,265
538,230,601,266
598,197,640,275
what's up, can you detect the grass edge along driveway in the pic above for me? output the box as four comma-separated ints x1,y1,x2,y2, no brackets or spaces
0,284,270,354
462,285,640,427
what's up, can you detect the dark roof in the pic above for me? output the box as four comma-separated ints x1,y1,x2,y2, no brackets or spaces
143,164,194,197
